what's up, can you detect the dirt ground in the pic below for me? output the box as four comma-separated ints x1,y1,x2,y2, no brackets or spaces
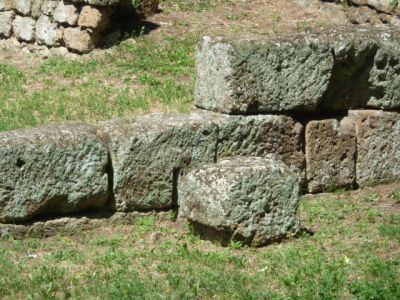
0,0,354,69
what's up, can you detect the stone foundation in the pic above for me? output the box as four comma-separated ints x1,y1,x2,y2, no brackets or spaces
0,0,158,53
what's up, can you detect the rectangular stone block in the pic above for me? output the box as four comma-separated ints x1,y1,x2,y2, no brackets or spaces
99,112,226,212
0,123,109,223
217,115,305,178
349,110,400,187
305,118,356,193
0,11,15,38
195,27,400,114
13,16,36,42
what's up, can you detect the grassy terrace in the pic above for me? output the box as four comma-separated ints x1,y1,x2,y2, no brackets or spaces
0,0,399,298
0,186,399,299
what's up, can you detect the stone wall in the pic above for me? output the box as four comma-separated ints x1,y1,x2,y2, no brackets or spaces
0,0,158,53
1,27,400,245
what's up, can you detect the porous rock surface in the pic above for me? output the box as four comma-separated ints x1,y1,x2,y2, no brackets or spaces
0,123,109,223
349,110,400,187
217,114,305,173
99,112,226,212
178,156,301,247
195,27,400,114
306,118,356,193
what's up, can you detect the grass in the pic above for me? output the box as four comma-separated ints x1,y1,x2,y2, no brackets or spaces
0,188,399,299
0,33,197,132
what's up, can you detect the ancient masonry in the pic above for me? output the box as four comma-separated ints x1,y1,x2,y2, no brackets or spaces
0,0,158,53
1,27,400,246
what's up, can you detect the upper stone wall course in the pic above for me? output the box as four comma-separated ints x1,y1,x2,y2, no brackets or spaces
195,27,400,114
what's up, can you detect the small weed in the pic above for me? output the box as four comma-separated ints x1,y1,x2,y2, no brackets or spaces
390,191,400,204
363,193,381,203
229,240,243,250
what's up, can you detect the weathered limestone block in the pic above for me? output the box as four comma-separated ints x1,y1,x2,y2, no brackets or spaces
78,5,110,30
195,28,400,114
36,15,63,46
31,0,44,18
0,123,109,223
0,11,15,38
13,16,36,42
15,0,31,15
53,1,79,25
179,157,301,247
99,112,225,212
63,27,98,53
0,0,14,11
305,118,356,193
41,0,58,16
349,110,400,187
218,115,305,175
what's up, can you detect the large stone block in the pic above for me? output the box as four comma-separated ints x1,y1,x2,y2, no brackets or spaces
305,118,356,193
195,27,400,114
63,27,98,53
53,1,79,25
36,15,63,46
349,110,400,187
0,123,109,223
217,115,305,176
99,112,225,212
179,157,301,247
0,11,15,38
13,16,36,42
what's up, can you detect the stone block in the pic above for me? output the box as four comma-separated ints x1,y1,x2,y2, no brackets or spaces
0,123,109,223
0,0,15,11
195,27,400,114
349,110,400,187
53,1,79,25
0,11,15,38
305,118,356,193
36,15,63,46
78,5,110,30
178,157,301,247
99,112,225,212
31,0,43,18
40,0,58,16
15,0,31,15
217,115,305,178
13,16,36,42
63,27,98,53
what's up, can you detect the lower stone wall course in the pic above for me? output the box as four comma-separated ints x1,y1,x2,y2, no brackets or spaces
0,123,110,224
349,110,400,187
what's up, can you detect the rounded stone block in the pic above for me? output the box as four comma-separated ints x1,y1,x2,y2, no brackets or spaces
0,11,15,38
178,156,301,247
35,15,63,46
53,1,79,26
63,27,98,53
0,123,110,223
13,15,36,42
78,5,110,30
